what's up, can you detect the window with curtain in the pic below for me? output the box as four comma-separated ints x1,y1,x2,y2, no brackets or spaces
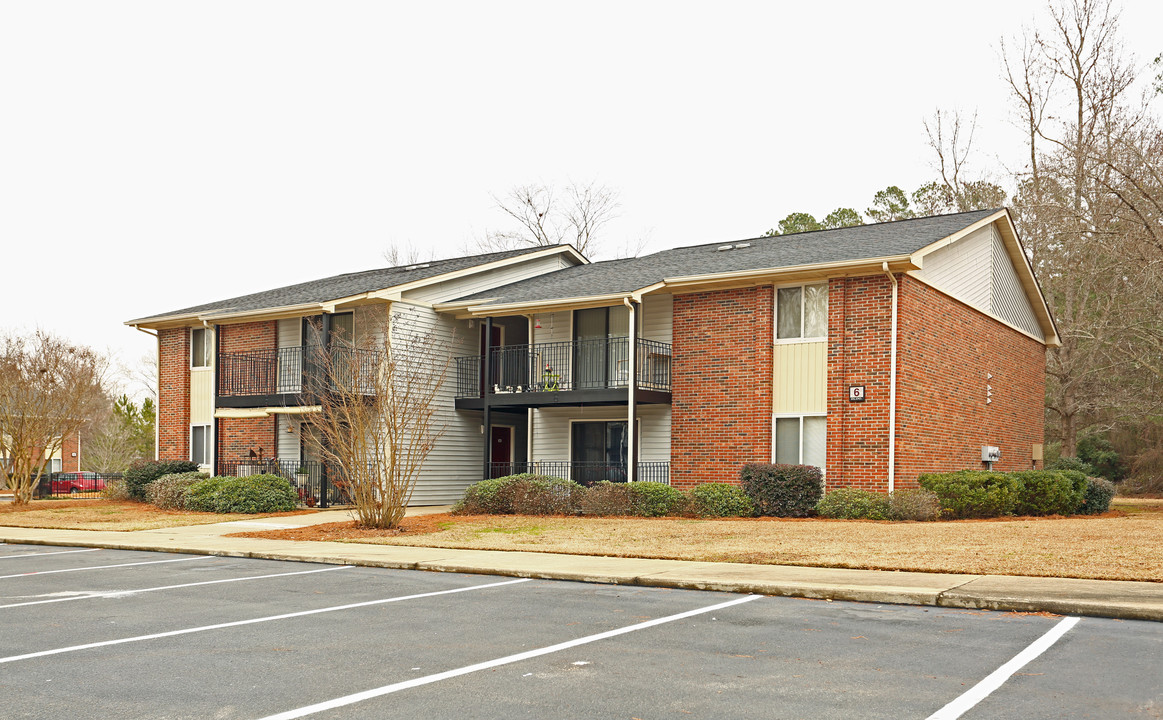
776,283,828,340
773,415,826,469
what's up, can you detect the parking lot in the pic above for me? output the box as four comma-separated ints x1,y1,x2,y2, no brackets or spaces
0,543,1158,719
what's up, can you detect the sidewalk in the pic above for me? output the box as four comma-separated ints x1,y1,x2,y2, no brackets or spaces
2,509,1160,622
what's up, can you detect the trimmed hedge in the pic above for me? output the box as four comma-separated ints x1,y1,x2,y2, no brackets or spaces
628,482,687,517
740,463,823,517
576,481,632,516
454,474,585,515
688,483,755,518
144,471,208,510
186,475,298,514
918,471,1018,519
1010,470,1087,516
1079,477,1116,515
1047,456,1096,476
888,489,941,521
816,488,891,520
123,460,200,501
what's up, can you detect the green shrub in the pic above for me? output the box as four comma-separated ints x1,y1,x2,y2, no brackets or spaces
740,463,823,517
144,472,208,510
1010,470,1087,516
123,460,200,501
688,483,755,518
888,489,941,521
628,482,687,517
1079,477,1116,515
186,475,297,514
816,488,891,520
576,481,632,516
1076,434,1126,481
918,471,1019,519
453,474,584,515
1046,455,1096,477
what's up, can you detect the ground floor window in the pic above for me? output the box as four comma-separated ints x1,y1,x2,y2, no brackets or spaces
571,420,628,483
773,414,826,469
191,424,211,465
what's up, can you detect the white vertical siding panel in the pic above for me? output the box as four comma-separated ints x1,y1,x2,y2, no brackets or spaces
773,342,826,414
276,415,301,464
277,319,300,349
989,228,1044,339
189,369,213,424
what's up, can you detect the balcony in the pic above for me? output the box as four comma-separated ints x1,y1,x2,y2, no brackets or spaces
487,460,670,485
454,337,671,409
217,345,379,408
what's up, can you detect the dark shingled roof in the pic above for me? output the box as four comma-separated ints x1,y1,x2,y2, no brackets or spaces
454,210,1000,306
129,246,564,324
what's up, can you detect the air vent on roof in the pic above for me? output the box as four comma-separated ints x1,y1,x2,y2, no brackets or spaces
734,242,751,249
717,245,734,252
404,263,431,270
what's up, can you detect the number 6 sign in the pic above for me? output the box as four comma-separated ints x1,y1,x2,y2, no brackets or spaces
848,385,866,402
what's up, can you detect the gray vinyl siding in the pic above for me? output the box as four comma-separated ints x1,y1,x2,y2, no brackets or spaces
917,225,992,313
531,310,571,345
403,254,581,304
641,294,673,343
389,303,484,505
916,223,1044,341
990,231,1043,339
276,415,301,464
530,405,671,463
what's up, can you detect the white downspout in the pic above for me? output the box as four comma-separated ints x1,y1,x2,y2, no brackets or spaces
882,262,898,493
624,297,636,482
527,315,534,470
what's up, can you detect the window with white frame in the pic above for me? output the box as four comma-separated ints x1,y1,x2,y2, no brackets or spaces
191,425,211,465
773,414,826,469
776,283,828,340
191,328,211,368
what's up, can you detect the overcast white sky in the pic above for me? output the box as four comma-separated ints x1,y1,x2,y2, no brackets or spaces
2,1,1160,396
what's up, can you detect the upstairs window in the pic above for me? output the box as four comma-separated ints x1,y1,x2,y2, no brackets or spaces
191,328,211,367
776,283,828,340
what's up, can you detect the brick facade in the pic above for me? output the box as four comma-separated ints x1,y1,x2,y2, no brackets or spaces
157,328,190,461
60,434,81,473
156,321,278,464
217,416,277,464
670,286,773,488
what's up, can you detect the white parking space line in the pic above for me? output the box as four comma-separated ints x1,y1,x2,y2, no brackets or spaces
0,565,353,609
256,594,763,720
0,548,101,561
0,577,530,665
926,616,1081,720
0,555,212,580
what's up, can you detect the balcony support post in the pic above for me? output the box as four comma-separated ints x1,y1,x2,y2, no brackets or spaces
212,324,221,477
482,317,492,481
625,299,637,483
319,313,332,509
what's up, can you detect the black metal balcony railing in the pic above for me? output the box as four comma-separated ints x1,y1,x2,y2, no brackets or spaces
218,459,350,507
487,461,670,486
455,338,671,399
218,345,379,398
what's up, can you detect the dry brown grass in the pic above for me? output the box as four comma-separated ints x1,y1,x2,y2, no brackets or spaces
235,499,1163,582
0,499,310,531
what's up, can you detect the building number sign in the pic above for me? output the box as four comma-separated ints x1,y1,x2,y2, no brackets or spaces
848,385,866,402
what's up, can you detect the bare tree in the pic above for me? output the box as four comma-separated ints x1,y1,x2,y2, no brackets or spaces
305,308,449,529
382,241,437,267
0,331,107,504
481,180,620,257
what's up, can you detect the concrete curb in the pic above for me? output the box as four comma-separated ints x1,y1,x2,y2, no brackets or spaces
2,529,1160,623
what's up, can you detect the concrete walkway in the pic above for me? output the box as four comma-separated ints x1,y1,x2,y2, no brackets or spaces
2,509,1160,622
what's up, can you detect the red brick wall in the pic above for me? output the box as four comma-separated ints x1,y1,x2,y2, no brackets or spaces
218,417,277,464
895,276,1045,482
157,328,190,461
825,274,1046,491
218,321,277,354
670,286,773,488
61,434,81,473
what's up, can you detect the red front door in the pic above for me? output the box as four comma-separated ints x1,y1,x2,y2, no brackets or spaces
490,426,512,478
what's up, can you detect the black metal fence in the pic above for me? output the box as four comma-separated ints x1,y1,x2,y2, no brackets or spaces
486,461,670,486
33,472,122,500
218,346,380,398
218,460,350,508
456,338,672,398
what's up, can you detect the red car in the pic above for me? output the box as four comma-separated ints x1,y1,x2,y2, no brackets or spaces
50,472,107,495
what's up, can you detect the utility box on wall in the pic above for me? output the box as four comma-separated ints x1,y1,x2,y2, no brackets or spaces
981,446,1001,463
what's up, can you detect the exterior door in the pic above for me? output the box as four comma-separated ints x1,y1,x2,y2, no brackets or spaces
573,307,629,390
571,421,628,484
490,426,513,478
